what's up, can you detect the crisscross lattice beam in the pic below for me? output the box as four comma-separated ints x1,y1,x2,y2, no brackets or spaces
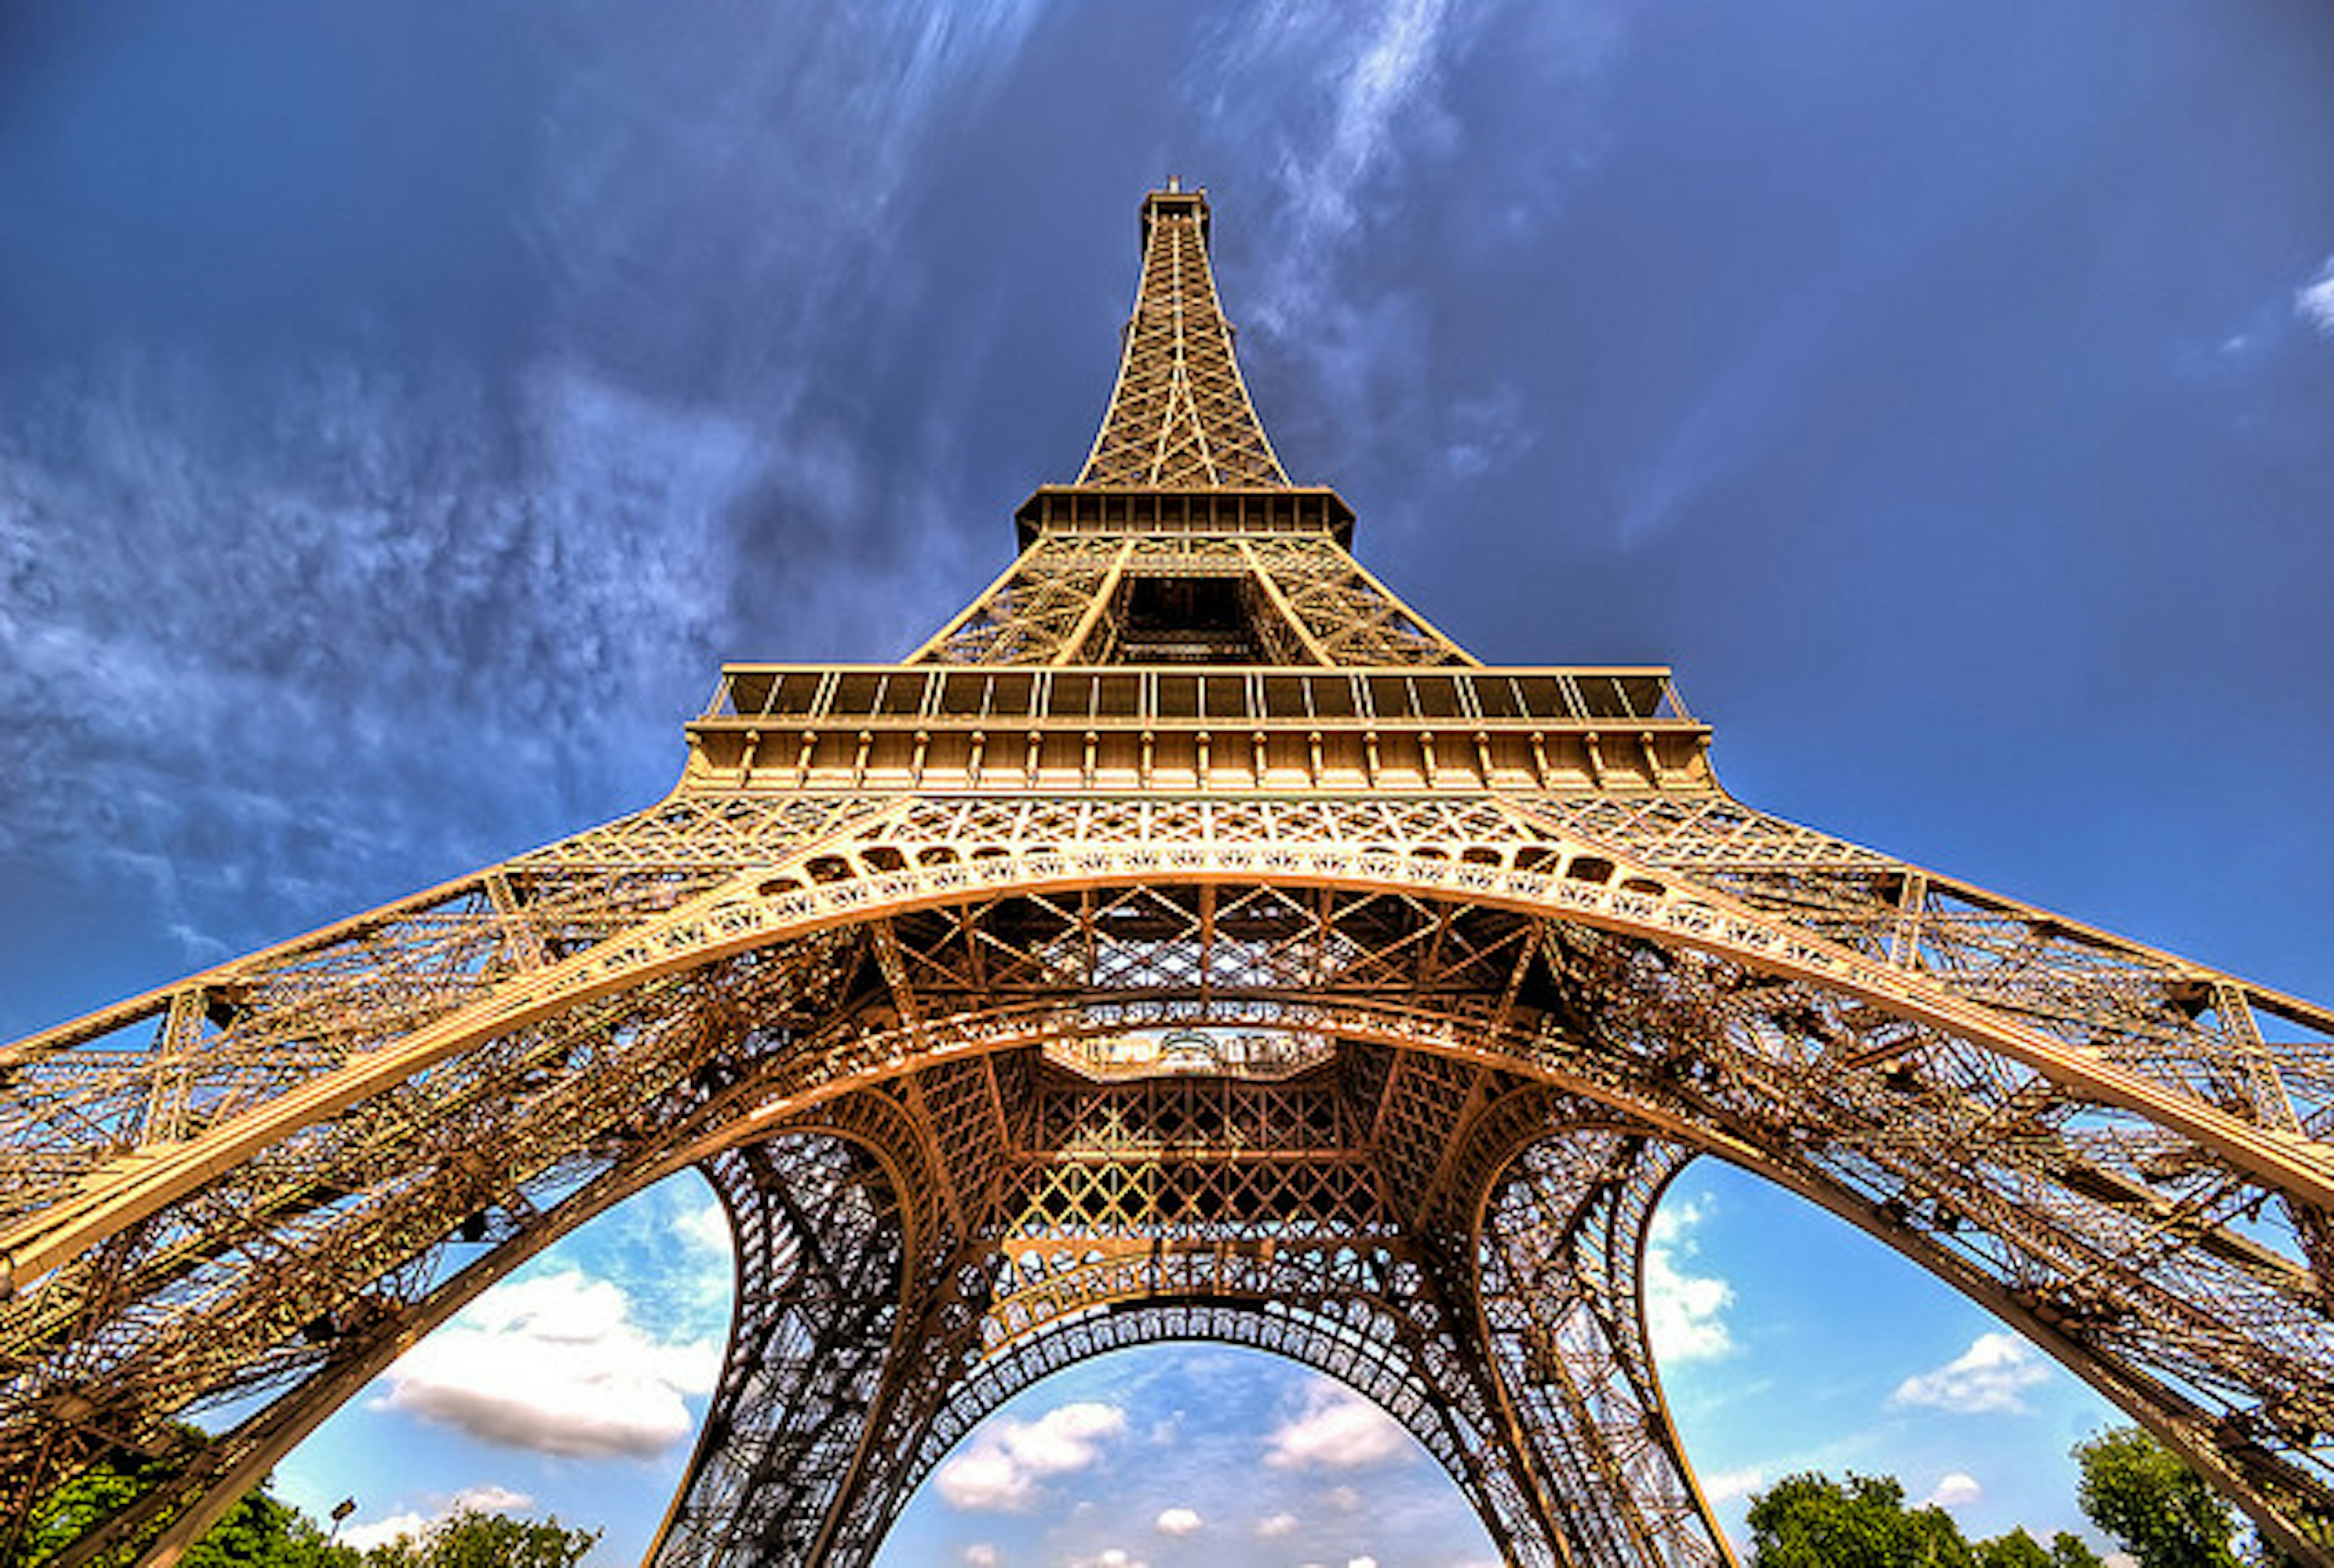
1079,187,1288,489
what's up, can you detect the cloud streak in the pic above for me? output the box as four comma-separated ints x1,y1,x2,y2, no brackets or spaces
377,1268,719,1459
0,2,1048,988
1173,1,1636,504
935,1401,1130,1512
1644,1196,1735,1364
2298,258,2334,340
1890,1332,2050,1417
337,1484,536,1553
1263,1384,1410,1472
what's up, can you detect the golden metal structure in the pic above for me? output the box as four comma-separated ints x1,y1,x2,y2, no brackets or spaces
5,184,2334,1568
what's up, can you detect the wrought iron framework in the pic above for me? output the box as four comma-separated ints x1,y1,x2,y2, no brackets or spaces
5,184,2334,1568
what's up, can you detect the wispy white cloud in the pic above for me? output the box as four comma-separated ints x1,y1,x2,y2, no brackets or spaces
1170,2,1636,503
1064,1549,1148,1568
1154,1506,1203,1536
673,1199,732,1258
339,1511,434,1553
336,1484,535,1552
0,2,1047,986
2297,258,2334,339
1890,1332,2050,1416
1698,1465,1764,1505
376,1268,718,1458
0,353,756,957
934,1401,1129,1512
1283,0,1462,246
1264,1384,1410,1471
1645,1196,1735,1364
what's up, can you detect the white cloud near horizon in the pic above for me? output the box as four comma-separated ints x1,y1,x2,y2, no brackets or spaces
1890,1332,2050,1416
934,1401,1129,1512
337,1483,536,1552
1154,1506,1203,1536
1699,1465,1764,1505
1645,1197,1735,1364
377,1268,719,1458
450,1484,534,1512
1924,1473,1984,1509
1264,1384,1410,1472
339,1511,435,1553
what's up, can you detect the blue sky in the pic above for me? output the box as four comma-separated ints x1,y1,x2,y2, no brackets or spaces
5,3,2333,1565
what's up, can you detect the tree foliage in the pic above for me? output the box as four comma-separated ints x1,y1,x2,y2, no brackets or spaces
363,1510,598,1568
7,1451,349,1568
1976,1526,2108,1568
1748,1473,1974,1568
5,1453,594,1568
1748,1471,2103,1568
8,1449,174,1568
2072,1426,2247,1568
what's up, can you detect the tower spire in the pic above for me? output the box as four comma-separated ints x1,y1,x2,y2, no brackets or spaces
1078,184,1289,489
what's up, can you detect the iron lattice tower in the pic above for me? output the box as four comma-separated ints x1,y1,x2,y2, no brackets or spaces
6,185,2334,1568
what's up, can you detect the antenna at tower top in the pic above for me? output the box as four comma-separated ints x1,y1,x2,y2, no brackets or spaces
1166,174,1181,192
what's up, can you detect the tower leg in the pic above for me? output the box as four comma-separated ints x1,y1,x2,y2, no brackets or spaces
645,1137,912,1568
1476,1129,1733,1568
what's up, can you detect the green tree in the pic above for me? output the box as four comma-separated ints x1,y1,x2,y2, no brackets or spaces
1749,1471,2110,1568
1976,1527,2104,1568
1748,1472,1977,1568
7,1451,166,1568
1979,1529,2054,1568
7,1451,588,1568
2072,1427,2243,1568
2047,1532,2108,1568
182,1491,353,1568
4,1445,359,1568
360,1510,597,1568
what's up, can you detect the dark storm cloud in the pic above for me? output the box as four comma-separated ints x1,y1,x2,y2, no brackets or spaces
0,2,1045,1009
1174,0,1636,495
1180,2,2334,1002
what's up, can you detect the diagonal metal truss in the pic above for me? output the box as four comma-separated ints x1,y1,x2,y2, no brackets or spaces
1079,181,1287,490
5,184,2334,1568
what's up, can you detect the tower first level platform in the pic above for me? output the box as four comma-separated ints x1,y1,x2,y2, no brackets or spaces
688,658,1705,797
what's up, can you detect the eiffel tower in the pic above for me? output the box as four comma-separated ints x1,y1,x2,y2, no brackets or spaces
6,182,2334,1568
